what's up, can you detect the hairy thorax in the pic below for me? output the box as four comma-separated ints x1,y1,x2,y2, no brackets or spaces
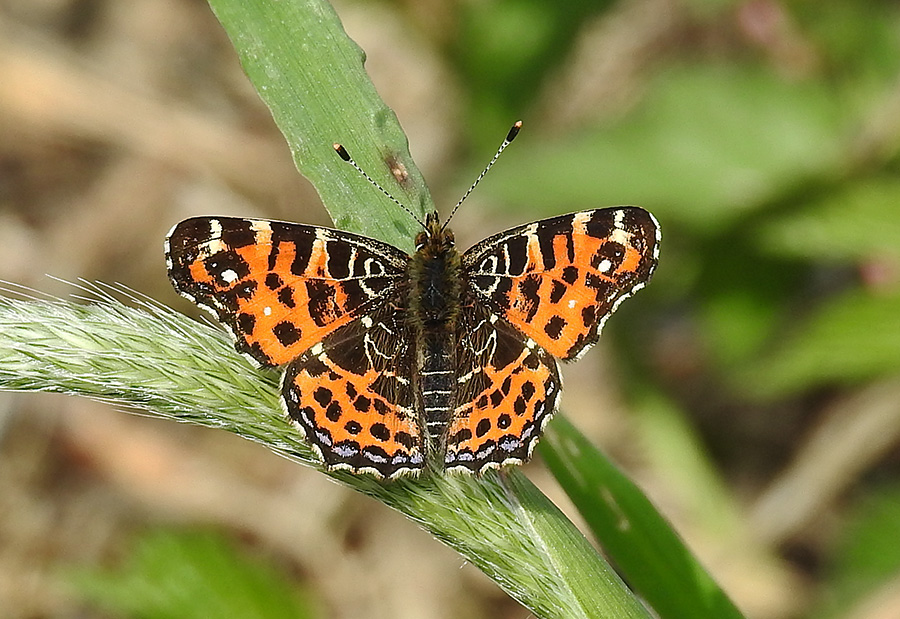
408,220,462,331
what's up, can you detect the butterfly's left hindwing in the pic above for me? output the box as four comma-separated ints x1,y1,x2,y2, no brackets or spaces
283,304,426,478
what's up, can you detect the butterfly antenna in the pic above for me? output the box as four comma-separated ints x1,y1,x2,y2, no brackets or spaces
333,144,426,229
443,120,522,229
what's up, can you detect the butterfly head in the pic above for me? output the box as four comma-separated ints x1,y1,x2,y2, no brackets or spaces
415,211,455,255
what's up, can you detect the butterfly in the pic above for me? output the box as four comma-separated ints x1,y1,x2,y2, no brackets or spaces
165,123,660,478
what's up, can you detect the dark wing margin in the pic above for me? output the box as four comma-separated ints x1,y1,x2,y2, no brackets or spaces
165,216,409,367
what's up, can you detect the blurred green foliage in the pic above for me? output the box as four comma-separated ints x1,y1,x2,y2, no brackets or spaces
820,484,900,617
69,528,317,619
453,0,615,136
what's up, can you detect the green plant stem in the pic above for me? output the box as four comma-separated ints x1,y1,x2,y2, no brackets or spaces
0,289,648,619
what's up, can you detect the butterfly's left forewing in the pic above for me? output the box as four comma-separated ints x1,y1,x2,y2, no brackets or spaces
166,216,408,367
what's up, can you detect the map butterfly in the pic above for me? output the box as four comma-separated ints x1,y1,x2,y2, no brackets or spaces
165,123,660,478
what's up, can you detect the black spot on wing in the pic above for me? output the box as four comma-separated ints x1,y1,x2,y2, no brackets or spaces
277,286,296,309
581,305,597,327
544,315,565,340
325,239,352,279
489,390,504,407
513,397,527,416
220,220,257,248
585,210,615,238
536,225,558,270
521,381,535,401
344,420,363,435
597,241,625,270
306,280,337,326
313,386,332,407
273,321,302,347
290,231,315,277
237,312,256,334
204,251,250,287
325,401,342,422
265,273,283,290
518,274,541,321
560,266,579,284
395,431,416,449
504,234,529,275
234,281,257,300
549,280,566,304
370,423,391,441
476,418,492,437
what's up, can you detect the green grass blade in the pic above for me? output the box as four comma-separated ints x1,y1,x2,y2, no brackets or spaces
0,289,650,619
540,415,745,619
207,0,432,250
